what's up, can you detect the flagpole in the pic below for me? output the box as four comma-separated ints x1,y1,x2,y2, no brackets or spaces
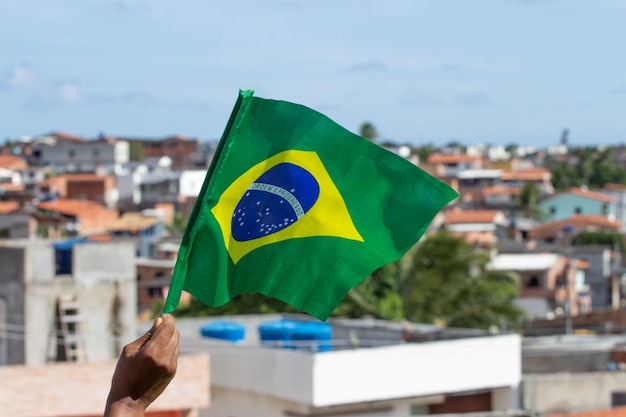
163,90,253,314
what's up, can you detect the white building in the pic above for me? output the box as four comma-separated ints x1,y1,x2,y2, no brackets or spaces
174,315,522,417
29,134,129,175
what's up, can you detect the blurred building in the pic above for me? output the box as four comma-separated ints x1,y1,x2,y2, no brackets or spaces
174,315,522,417
0,239,136,365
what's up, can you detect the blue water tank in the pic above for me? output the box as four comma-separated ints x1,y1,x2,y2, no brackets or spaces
258,319,332,352
200,320,246,342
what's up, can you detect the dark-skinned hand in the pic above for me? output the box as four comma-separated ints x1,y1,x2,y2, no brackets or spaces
104,314,180,417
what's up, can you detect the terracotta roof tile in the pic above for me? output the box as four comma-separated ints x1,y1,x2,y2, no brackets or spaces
37,198,113,216
444,209,503,224
0,353,209,417
569,187,616,203
427,153,481,164
0,183,25,192
482,186,521,196
501,168,551,181
0,201,20,214
49,131,85,142
453,231,498,245
0,155,28,170
108,212,160,232
529,214,622,239
603,183,626,191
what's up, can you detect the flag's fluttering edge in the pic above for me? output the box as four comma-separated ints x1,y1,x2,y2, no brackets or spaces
163,90,458,321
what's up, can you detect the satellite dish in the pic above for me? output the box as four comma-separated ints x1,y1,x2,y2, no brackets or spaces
158,156,173,169
399,145,411,158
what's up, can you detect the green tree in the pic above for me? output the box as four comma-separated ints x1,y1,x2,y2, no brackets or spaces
415,145,434,164
359,122,378,141
129,142,143,161
549,146,626,191
168,212,188,233
505,143,519,157
516,182,545,219
573,230,625,253
164,231,526,331
402,231,526,330
333,262,403,320
161,293,301,318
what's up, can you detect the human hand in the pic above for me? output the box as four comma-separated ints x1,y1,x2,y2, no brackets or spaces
104,314,180,417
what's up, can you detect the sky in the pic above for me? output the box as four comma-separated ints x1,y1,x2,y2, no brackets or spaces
1,0,625,148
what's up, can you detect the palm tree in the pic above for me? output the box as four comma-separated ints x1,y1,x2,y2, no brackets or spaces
516,182,545,219
401,231,526,330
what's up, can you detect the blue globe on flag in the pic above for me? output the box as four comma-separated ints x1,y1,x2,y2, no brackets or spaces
231,163,320,242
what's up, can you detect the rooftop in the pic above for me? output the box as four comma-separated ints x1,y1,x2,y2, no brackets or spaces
108,212,160,232
444,209,504,224
489,253,561,271
501,168,551,181
0,155,28,170
37,198,115,216
569,187,616,203
529,214,622,239
427,153,482,164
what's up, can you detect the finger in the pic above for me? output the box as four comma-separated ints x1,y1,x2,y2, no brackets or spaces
126,329,153,353
154,314,163,329
166,330,180,372
149,314,176,349
135,314,167,351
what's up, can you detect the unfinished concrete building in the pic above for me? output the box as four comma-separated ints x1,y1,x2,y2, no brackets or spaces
0,239,137,365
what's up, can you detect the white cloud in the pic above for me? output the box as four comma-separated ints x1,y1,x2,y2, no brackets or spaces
2,63,42,90
2,62,209,110
55,82,84,104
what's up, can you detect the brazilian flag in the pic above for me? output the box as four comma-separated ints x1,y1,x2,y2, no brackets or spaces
164,90,458,321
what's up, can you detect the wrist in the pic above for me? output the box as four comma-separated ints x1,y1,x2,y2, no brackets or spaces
104,396,146,417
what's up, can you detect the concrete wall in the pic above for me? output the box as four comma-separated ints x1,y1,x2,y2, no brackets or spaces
73,241,137,360
0,213,31,238
523,371,626,413
523,350,612,373
202,386,308,417
539,193,615,222
203,334,520,414
312,335,521,407
0,246,26,364
17,240,137,365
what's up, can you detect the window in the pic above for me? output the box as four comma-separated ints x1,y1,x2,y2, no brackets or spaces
575,206,582,214
526,276,540,288
550,206,556,215
602,203,609,215
148,287,163,297
68,150,75,159
93,149,99,157
612,392,626,406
